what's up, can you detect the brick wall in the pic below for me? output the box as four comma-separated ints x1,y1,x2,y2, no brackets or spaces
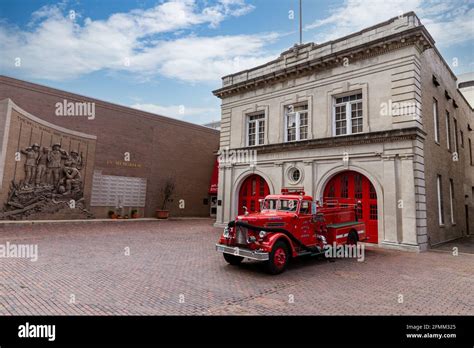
0,75,220,218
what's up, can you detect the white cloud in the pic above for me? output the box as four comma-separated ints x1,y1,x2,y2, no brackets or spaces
306,0,422,42
131,103,218,121
419,4,474,47
130,33,279,82
4,0,467,85
305,0,473,48
0,0,266,82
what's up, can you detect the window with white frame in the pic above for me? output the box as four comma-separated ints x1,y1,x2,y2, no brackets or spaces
437,175,444,226
333,93,363,136
287,167,302,183
449,178,455,225
285,103,308,142
470,138,473,165
446,111,452,151
247,112,265,146
453,118,458,153
433,98,440,143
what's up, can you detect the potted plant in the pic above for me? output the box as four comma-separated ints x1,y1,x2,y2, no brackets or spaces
156,177,175,219
108,210,116,219
131,209,138,218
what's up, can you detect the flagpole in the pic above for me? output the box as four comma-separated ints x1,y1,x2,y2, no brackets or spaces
299,0,302,44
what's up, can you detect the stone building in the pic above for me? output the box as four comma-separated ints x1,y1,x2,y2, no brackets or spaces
213,12,473,251
0,76,219,219
458,72,474,108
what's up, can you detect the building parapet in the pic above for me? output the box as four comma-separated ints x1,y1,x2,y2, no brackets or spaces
213,12,435,99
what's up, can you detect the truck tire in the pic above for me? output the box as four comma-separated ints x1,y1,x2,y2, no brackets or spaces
347,230,358,245
265,241,289,275
223,253,244,265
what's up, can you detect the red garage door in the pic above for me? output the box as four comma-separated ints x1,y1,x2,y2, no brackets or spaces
324,171,378,243
238,174,269,215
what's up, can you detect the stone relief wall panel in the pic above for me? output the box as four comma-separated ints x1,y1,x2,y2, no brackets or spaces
0,100,97,220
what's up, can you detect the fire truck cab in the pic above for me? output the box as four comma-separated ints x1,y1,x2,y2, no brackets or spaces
216,188,366,274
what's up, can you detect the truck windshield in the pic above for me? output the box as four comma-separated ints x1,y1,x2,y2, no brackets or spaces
262,199,298,212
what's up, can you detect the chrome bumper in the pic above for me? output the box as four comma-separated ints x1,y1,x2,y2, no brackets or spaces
216,244,269,261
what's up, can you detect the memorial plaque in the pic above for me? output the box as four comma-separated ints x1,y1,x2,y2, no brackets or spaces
90,171,147,207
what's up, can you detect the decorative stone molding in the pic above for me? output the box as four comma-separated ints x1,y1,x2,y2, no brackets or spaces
226,127,426,155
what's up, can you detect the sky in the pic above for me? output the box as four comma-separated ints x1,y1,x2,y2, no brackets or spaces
0,0,473,125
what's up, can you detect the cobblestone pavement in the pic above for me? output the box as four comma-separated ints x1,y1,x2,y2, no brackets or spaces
0,219,472,315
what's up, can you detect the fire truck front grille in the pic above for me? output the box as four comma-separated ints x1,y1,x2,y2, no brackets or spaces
235,227,248,245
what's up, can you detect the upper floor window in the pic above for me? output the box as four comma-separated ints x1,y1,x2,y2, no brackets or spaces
334,93,363,136
453,118,458,154
437,174,444,226
446,111,451,151
247,113,265,146
433,98,440,143
449,178,455,225
460,130,464,148
469,138,473,166
285,103,308,142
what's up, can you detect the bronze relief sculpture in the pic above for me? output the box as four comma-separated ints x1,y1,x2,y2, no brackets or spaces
35,146,49,186
0,142,92,220
20,143,40,187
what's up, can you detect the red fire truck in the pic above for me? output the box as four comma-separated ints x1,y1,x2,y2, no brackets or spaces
216,188,366,274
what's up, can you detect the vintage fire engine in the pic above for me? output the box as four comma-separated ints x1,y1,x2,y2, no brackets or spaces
216,188,366,274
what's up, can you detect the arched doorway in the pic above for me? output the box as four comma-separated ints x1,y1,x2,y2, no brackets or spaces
323,170,378,243
238,174,269,215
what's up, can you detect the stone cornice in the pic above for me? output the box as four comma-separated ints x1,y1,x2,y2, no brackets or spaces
213,25,434,99
228,127,427,155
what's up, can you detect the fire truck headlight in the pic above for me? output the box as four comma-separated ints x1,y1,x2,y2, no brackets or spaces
223,227,230,238
259,231,267,238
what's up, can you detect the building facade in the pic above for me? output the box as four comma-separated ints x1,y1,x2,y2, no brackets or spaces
458,72,474,108
0,76,219,219
213,12,473,251
203,120,222,130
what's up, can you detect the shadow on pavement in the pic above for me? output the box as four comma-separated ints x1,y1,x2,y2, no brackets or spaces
432,235,474,254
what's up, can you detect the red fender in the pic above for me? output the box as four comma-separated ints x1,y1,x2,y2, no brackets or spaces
262,232,297,257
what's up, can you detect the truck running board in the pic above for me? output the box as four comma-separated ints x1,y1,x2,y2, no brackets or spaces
297,249,326,257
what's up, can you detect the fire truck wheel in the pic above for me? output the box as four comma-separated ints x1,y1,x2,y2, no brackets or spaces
223,253,244,265
265,241,289,275
347,230,358,245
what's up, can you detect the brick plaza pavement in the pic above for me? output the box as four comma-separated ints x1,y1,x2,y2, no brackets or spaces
0,219,472,315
